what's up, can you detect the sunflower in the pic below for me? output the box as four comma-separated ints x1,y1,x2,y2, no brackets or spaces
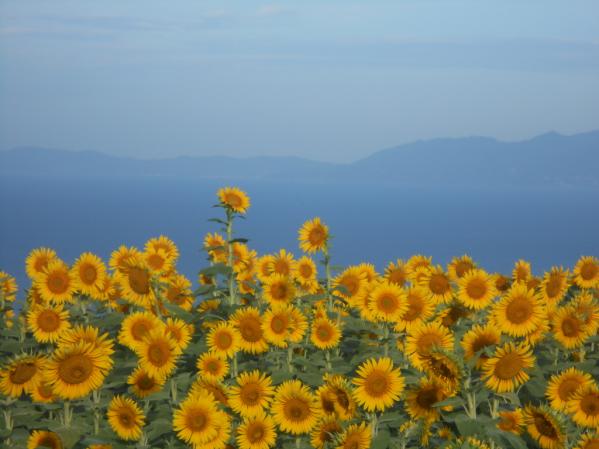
573,293,599,332
230,242,251,273
191,378,230,407
27,304,71,343
405,376,451,422
405,322,454,371
0,271,17,302
0,355,45,397
30,381,58,403
145,235,179,262
268,249,296,278
26,247,58,280
546,367,594,412
231,307,268,354
512,260,532,283
335,422,371,449
419,265,453,304
573,432,599,449
497,409,524,434
218,186,250,214
236,411,277,449
109,245,142,273
144,248,173,275
493,273,511,293
262,305,294,348
298,217,329,253
394,287,434,332
204,232,227,263
333,267,368,307
574,256,599,289
317,375,356,420
164,317,193,351
262,274,295,305
311,418,342,449
552,305,592,349
352,357,404,412
367,281,408,322
35,260,75,304
57,325,114,357
421,349,463,389
492,283,546,337
523,405,565,449
230,370,274,417
567,385,599,428
460,323,501,368
384,259,409,287
201,410,232,449
288,306,308,343
118,311,163,351
116,254,155,307
311,317,342,350
540,267,570,306
207,321,240,359
295,256,319,293
27,430,63,449
70,252,107,297
271,380,321,435
197,352,229,381
135,329,181,379
482,342,535,393
447,255,476,281
173,393,223,446
127,366,165,398
457,269,497,310
107,395,145,441
45,342,113,399
406,254,433,275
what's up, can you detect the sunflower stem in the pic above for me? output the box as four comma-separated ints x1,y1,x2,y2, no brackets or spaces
325,350,332,372
170,378,178,405
63,400,72,428
92,389,101,435
383,323,389,357
287,346,294,373
233,352,239,378
323,247,332,313
226,209,237,306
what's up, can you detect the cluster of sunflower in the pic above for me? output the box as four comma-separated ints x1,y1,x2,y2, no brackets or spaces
1,186,598,449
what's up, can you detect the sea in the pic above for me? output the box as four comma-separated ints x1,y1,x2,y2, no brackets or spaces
1,175,598,294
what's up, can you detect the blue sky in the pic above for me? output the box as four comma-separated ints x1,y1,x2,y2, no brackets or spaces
1,0,598,162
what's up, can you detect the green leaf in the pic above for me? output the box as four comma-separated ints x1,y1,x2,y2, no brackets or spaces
371,429,391,449
433,396,464,408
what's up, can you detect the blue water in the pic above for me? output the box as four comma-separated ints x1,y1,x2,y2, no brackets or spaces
1,175,598,293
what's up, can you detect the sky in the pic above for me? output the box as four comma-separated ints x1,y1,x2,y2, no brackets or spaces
1,0,599,163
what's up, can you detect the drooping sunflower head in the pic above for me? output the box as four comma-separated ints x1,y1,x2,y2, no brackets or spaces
457,268,497,310
0,354,45,398
335,422,372,449
25,247,58,280
27,304,71,343
318,374,356,420
197,352,229,381
567,384,599,428
311,317,342,350
352,357,404,412
203,232,227,263
27,430,63,449
367,281,408,322
35,260,75,304
492,283,546,337
573,256,599,289
217,186,251,214
71,252,107,297
236,411,277,449
0,271,18,302
493,273,512,293
44,342,113,400
419,265,453,304
546,367,594,412
460,323,500,368
405,376,451,422
107,395,145,441
523,404,566,449
298,217,329,253
405,321,455,371
30,380,58,403
482,342,535,393
497,408,524,434
190,378,230,407
421,348,463,389
310,417,342,449
163,275,194,312
229,370,274,418
447,254,476,281
512,259,532,284
271,379,321,435
231,307,268,354
127,366,165,398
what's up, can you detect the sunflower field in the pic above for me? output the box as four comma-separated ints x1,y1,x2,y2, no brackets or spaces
1,187,599,449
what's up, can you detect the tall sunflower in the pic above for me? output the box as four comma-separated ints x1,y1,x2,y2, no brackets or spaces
27,304,71,343
573,256,599,289
271,380,321,435
262,274,295,305
419,265,453,304
512,260,532,284
523,405,566,449
385,259,409,287
45,342,113,399
236,411,277,449
333,267,368,307
295,256,319,293
546,367,594,412
35,260,75,304
492,283,546,337
145,235,179,263
107,395,145,441
25,247,58,280
447,255,476,281
231,307,268,354
217,186,250,214
229,370,274,418
71,252,107,297
482,342,535,393
352,357,404,412
311,317,342,350
298,217,329,253
540,267,570,306
457,269,497,310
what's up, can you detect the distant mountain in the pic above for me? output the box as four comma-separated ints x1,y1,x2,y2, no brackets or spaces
1,130,598,188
